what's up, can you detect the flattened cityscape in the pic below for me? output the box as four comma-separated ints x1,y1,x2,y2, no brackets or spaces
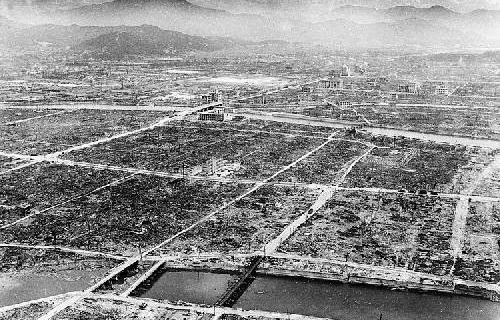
1,49,500,320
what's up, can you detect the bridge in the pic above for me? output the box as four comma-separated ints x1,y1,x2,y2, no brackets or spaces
215,255,264,307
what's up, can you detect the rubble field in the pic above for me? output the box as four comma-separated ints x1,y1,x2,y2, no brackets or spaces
0,247,120,274
355,105,500,140
0,175,251,256
472,153,500,198
279,190,458,276
343,135,479,193
0,108,62,124
0,156,30,173
272,139,368,185
0,109,173,155
0,297,69,320
155,185,320,256
52,296,207,320
455,201,500,284
63,122,324,180
0,163,125,227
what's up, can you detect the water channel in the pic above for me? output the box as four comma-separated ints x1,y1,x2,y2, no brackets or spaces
240,112,500,149
0,269,107,307
137,271,234,305
137,271,500,320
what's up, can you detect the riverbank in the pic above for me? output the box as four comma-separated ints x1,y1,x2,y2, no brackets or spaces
237,111,500,148
144,254,500,303
261,255,500,302
123,256,500,320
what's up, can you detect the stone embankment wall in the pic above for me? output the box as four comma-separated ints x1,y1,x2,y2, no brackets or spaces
260,256,500,302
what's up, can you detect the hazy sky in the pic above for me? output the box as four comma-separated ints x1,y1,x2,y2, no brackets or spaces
1,0,499,13
193,0,500,11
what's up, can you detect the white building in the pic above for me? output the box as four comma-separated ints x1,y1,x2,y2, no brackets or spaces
435,83,449,95
341,64,351,77
201,89,223,104
198,107,234,122
202,158,241,177
338,101,352,108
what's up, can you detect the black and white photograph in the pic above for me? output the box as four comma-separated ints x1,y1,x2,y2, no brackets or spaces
0,0,499,319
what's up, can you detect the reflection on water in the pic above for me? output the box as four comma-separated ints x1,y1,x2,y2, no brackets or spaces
0,270,103,307
137,271,234,305
136,271,500,320
235,275,500,320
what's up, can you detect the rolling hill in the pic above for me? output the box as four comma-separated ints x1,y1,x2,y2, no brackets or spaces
320,5,500,43
288,17,477,48
0,23,250,56
41,0,284,41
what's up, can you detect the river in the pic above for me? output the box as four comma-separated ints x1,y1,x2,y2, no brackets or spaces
137,271,500,320
235,275,500,320
137,271,234,305
0,269,107,308
238,112,500,149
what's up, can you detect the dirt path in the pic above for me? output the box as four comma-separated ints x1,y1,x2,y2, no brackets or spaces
264,143,375,255
449,198,470,275
1,110,73,126
335,146,376,187
264,187,335,255
463,153,500,196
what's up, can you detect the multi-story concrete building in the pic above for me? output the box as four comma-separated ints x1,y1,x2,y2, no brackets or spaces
341,64,351,77
330,64,351,77
201,158,241,177
201,89,223,104
398,81,420,94
435,83,449,95
338,100,352,108
198,107,233,122
318,78,343,90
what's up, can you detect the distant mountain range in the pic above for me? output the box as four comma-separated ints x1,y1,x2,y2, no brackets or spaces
4,0,498,15
72,26,230,57
0,0,110,12
42,0,285,41
320,5,500,42
0,14,22,39
322,4,459,23
1,0,499,19
0,0,111,22
193,0,500,16
0,20,255,57
0,0,499,50
286,17,480,49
